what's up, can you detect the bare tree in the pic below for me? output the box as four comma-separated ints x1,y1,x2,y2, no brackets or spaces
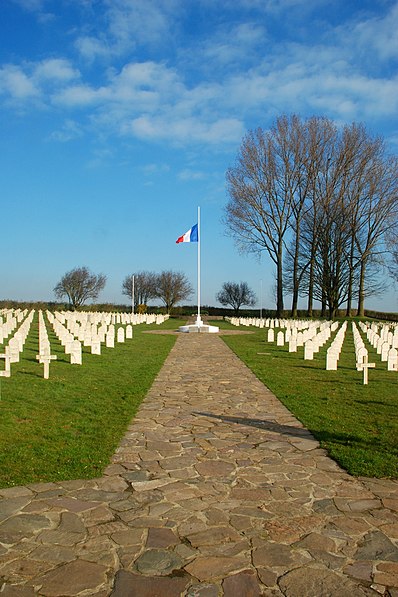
216,281,256,315
227,114,398,318
225,118,295,316
122,271,157,309
155,271,193,314
387,229,398,285
54,266,106,310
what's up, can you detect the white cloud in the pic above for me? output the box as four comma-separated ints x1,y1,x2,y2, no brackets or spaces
142,163,170,175
127,115,244,145
0,65,39,99
2,1,398,149
351,3,398,62
74,36,111,62
34,59,79,82
11,0,46,10
74,0,179,61
53,84,108,107
178,169,205,181
48,119,83,142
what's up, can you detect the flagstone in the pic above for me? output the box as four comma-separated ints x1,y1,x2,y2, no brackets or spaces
0,497,32,522
195,460,236,477
88,521,127,537
185,582,219,597
252,542,294,568
257,567,278,587
332,516,372,535
278,566,374,597
186,525,242,547
222,569,262,597
374,561,398,586
185,555,249,581
198,538,252,558
30,544,75,563
344,560,373,582
354,530,398,561
129,478,173,492
81,505,115,526
133,548,183,575
110,570,192,597
1,557,53,582
383,499,398,512
146,527,179,548
0,585,36,596
380,523,398,539
128,516,167,528
0,514,52,543
111,528,145,546
37,559,108,596
294,532,338,553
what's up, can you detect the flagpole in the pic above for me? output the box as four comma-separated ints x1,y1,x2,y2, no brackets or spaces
197,206,201,326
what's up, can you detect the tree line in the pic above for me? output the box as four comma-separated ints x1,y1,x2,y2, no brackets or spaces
225,114,398,318
54,267,193,313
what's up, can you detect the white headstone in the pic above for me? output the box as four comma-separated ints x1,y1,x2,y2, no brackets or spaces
70,340,82,365
304,340,314,360
387,347,398,372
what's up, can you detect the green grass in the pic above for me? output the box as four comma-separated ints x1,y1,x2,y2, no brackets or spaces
217,319,398,479
0,316,184,488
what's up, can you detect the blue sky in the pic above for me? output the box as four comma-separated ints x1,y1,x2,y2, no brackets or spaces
1,0,398,311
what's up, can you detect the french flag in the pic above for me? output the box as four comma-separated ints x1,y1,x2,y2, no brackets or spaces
176,223,198,244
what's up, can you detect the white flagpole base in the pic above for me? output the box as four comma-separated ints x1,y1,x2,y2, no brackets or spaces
178,318,219,333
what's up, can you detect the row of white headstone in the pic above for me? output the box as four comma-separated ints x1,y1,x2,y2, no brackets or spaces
228,316,340,361
325,322,347,371
359,321,398,369
0,308,28,344
228,316,318,331
352,322,376,384
36,310,57,379
0,310,35,377
227,315,398,384
1,308,169,379
47,311,133,364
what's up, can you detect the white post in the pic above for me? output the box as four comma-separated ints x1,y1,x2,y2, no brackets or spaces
196,206,201,327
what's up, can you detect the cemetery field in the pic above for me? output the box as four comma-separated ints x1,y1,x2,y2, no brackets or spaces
0,317,185,488
219,320,398,479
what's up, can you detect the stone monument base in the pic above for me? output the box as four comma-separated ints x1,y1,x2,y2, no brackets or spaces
178,317,219,333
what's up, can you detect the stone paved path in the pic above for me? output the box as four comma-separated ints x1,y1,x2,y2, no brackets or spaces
1,333,398,596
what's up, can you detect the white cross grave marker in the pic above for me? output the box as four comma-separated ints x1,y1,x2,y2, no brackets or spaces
356,353,375,385
0,353,11,377
36,352,57,379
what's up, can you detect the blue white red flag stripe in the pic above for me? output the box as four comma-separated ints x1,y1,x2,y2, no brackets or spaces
176,223,198,243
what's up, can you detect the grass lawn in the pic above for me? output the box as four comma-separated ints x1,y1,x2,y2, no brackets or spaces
218,319,398,479
0,316,184,488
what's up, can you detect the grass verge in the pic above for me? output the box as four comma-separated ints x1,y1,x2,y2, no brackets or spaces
218,320,398,479
0,316,184,488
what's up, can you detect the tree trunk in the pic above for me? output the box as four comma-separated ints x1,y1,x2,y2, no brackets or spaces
346,235,355,317
291,221,300,318
307,247,315,317
357,260,366,317
276,240,284,317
